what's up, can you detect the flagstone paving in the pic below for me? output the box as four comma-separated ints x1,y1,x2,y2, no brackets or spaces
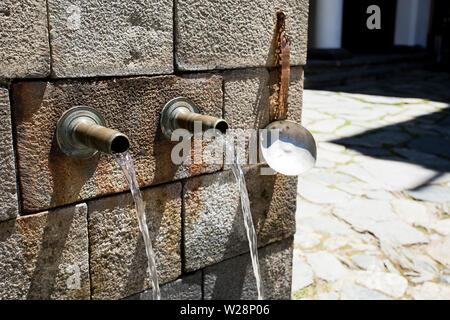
292,70,450,300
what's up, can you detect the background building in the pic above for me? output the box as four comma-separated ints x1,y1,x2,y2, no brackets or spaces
307,0,450,73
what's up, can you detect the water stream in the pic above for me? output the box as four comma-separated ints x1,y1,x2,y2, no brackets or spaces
225,138,264,300
115,151,161,300
114,140,262,300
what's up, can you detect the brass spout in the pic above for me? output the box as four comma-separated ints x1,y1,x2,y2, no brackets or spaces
172,108,229,134
56,106,130,159
160,97,229,139
73,122,129,154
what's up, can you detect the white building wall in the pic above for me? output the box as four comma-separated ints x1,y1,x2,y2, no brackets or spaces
394,0,431,47
310,0,344,49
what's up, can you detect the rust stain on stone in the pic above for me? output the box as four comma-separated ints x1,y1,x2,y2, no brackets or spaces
184,185,203,226
268,11,290,122
15,213,45,266
188,138,204,176
11,81,47,123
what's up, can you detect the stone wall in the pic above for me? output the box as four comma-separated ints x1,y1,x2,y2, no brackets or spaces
0,0,308,299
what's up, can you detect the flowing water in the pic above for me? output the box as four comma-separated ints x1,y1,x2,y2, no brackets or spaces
114,140,262,300
115,151,161,300
225,138,264,300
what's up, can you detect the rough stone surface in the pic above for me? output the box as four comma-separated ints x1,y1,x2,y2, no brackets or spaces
183,165,296,271
88,182,181,300
126,271,202,300
0,0,50,78
12,75,223,213
0,203,89,299
175,0,308,71
203,238,293,300
0,88,18,221
47,0,173,78
305,251,348,282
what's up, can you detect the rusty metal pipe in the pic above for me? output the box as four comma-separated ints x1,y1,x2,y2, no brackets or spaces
160,97,229,139
56,106,130,159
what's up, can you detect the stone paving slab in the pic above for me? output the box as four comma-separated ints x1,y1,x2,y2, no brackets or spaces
351,254,385,272
292,70,450,300
406,186,450,203
426,236,450,269
292,254,314,292
305,251,348,282
333,199,429,245
352,271,408,298
407,282,450,300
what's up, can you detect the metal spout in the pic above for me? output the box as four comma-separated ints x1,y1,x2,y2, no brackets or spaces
56,106,130,159
160,97,229,139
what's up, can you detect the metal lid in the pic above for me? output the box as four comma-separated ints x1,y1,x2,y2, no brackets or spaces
260,120,317,176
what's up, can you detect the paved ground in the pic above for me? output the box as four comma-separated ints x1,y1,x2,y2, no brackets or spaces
292,69,450,300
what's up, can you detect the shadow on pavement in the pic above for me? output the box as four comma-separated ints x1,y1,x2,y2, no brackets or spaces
324,69,450,192
331,106,450,172
324,69,450,103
